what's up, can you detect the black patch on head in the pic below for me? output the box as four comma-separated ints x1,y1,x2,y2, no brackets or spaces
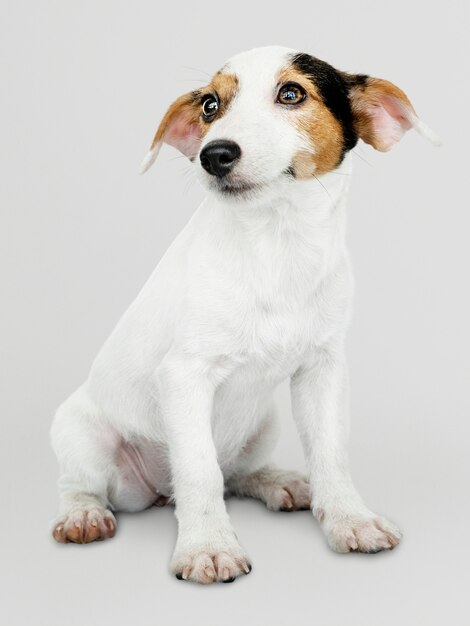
190,89,202,102
291,53,368,164
283,165,296,179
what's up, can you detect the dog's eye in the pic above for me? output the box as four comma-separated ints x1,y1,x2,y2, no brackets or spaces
201,94,219,121
277,82,306,106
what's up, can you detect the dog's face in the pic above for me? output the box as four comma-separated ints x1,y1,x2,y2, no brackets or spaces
141,46,438,200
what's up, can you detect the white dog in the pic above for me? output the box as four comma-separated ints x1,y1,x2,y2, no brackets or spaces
51,46,438,584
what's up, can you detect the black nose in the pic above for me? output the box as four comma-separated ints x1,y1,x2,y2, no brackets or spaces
200,140,241,177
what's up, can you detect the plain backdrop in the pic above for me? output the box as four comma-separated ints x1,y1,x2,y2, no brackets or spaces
1,1,469,625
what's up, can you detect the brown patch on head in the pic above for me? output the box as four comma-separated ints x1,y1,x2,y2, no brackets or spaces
205,71,239,120
293,107,344,177
279,53,420,180
277,65,346,178
157,72,239,147
143,72,239,169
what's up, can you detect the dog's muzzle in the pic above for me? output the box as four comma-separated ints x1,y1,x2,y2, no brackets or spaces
200,140,241,178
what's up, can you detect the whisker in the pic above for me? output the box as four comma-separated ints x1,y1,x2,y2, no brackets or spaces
178,163,194,176
181,65,211,78
181,170,198,196
313,174,332,200
179,78,209,84
178,161,196,177
298,141,356,177
168,154,189,162
355,144,368,155
352,149,373,167
182,179,194,191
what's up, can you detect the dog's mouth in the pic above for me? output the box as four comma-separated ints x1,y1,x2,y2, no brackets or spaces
215,178,260,196
203,171,270,198
202,169,292,200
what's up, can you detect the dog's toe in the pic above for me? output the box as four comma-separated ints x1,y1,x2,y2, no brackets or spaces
265,473,311,512
171,546,252,584
325,513,402,554
52,507,116,544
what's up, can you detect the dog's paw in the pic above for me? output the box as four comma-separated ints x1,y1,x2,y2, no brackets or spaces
228,466,311,512
171,545,252,584
322,512,401,554
264,472,311,512
52,506,116,544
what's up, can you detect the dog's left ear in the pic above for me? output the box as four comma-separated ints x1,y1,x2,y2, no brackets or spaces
346,75,441,151
140,92,202,174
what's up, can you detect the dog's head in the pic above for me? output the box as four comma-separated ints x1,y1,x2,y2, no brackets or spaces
141,46,439,200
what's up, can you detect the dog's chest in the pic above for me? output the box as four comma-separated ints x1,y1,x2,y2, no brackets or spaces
182,200,350,388
226,251,346,383
188,212,347,361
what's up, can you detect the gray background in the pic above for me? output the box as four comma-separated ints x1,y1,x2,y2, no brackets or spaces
1,1,469,624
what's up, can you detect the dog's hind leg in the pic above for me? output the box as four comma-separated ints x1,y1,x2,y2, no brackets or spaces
51,387,170,544
225,409,311,512
50,387,122,543
50,384,164,544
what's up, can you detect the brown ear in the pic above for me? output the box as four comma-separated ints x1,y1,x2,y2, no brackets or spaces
347,76,440,151
140,92,202,174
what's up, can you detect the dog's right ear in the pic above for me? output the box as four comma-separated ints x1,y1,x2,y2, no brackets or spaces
140,92,202,174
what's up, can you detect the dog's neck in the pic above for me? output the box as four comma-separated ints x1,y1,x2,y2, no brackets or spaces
205,154,352,241
199,155,353,300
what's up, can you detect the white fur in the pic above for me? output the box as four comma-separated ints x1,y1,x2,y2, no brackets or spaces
412,116,442,146
139,143,161,174
50,46,417,583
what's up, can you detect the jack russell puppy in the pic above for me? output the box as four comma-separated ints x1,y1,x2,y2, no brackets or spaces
51,46,439,584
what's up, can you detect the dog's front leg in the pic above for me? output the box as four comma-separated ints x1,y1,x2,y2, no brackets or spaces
290,342,402,553
155,355,251,584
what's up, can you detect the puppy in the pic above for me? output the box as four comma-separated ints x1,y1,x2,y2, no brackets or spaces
51,46,438,584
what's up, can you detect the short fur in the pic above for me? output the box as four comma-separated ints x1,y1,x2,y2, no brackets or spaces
51,46,439,584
